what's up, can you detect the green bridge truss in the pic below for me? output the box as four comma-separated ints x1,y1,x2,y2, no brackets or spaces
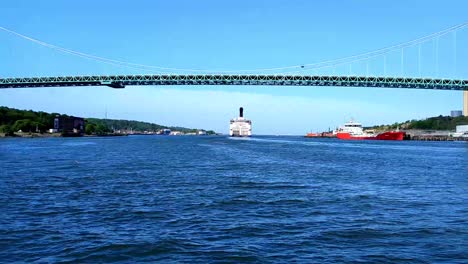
1,75,467,90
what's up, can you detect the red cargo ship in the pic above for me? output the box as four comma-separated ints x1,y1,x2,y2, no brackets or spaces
335,120,406,141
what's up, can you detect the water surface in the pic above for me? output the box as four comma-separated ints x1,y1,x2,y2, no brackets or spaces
1,136,467,263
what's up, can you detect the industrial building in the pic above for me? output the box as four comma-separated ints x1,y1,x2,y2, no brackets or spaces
54,115,85,136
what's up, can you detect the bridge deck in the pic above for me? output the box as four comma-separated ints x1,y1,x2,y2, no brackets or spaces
1,75,467,90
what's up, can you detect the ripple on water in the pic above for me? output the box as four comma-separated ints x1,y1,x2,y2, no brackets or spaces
0,136,467,263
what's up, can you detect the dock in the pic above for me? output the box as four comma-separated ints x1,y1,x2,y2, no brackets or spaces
409,135,468,141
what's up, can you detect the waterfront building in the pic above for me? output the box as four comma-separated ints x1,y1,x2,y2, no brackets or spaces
158,129,171,135
456,125,468,133
55,115,85,136
453,125,468,138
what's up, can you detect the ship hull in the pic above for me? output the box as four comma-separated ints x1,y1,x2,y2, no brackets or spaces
337,131,406,141
305,132,335,138
229,121,252,137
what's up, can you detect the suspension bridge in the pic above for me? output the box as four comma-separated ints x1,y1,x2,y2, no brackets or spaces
1,23,468,116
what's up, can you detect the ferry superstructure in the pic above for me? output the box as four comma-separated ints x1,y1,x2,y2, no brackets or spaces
229,107,252,137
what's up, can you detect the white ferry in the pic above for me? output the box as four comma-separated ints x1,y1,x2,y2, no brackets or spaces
229,107,252,137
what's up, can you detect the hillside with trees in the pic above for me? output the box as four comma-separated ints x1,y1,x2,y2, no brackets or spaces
0,107,59,136
0,106,215,136
368,115,468,131
85,118,215,135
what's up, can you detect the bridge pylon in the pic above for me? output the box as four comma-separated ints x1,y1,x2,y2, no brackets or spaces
464,91,468,117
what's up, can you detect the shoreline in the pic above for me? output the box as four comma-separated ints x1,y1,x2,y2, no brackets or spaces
0,132,218,138
0,132,128,138
2,133,467,141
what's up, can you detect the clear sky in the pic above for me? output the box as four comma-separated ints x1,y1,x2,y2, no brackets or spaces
1,0,467,134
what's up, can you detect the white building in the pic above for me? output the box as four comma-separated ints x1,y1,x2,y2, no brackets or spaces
453,125,468,137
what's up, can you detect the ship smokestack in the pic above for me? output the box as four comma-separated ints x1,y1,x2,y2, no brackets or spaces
239,107,244,118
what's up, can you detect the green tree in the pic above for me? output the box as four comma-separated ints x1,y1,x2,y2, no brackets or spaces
12,119,35,132
85,123,96,135
0,124,13,136
95,123,111,135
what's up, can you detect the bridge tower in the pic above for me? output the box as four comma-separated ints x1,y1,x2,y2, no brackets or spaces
464,91,468,117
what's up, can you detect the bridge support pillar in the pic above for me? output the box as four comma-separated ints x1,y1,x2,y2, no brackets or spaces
464,91,468,117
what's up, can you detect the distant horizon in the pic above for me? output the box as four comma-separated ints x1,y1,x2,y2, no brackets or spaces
3,104,463,136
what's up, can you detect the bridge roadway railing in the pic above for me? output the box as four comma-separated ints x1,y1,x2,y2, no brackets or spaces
0,75,467,90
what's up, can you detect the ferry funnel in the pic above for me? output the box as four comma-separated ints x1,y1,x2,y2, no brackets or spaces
239,107,244,118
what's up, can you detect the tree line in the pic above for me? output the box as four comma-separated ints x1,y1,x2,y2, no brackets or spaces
0,106,215,136
0,107,58,135
368,115,468,131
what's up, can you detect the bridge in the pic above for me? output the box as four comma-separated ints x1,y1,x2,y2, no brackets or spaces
2,74,466,115
1,23,468,116
1,74,467,90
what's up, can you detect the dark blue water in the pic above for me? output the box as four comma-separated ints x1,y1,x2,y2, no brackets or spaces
0,136,467,263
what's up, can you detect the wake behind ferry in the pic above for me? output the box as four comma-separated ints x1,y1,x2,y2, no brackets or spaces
335,120,406,140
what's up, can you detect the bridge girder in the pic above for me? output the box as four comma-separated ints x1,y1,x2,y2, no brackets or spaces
0,75,467,90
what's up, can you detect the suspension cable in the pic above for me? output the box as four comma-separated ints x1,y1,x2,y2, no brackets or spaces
1,22,467,74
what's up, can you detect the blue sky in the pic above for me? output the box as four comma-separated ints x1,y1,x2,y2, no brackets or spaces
1,0,467,134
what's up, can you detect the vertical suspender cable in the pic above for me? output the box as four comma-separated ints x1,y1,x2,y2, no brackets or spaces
435,36,439,77
384,55,387,76
418,44,421,77
453,30,457,78
401,48,404,76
